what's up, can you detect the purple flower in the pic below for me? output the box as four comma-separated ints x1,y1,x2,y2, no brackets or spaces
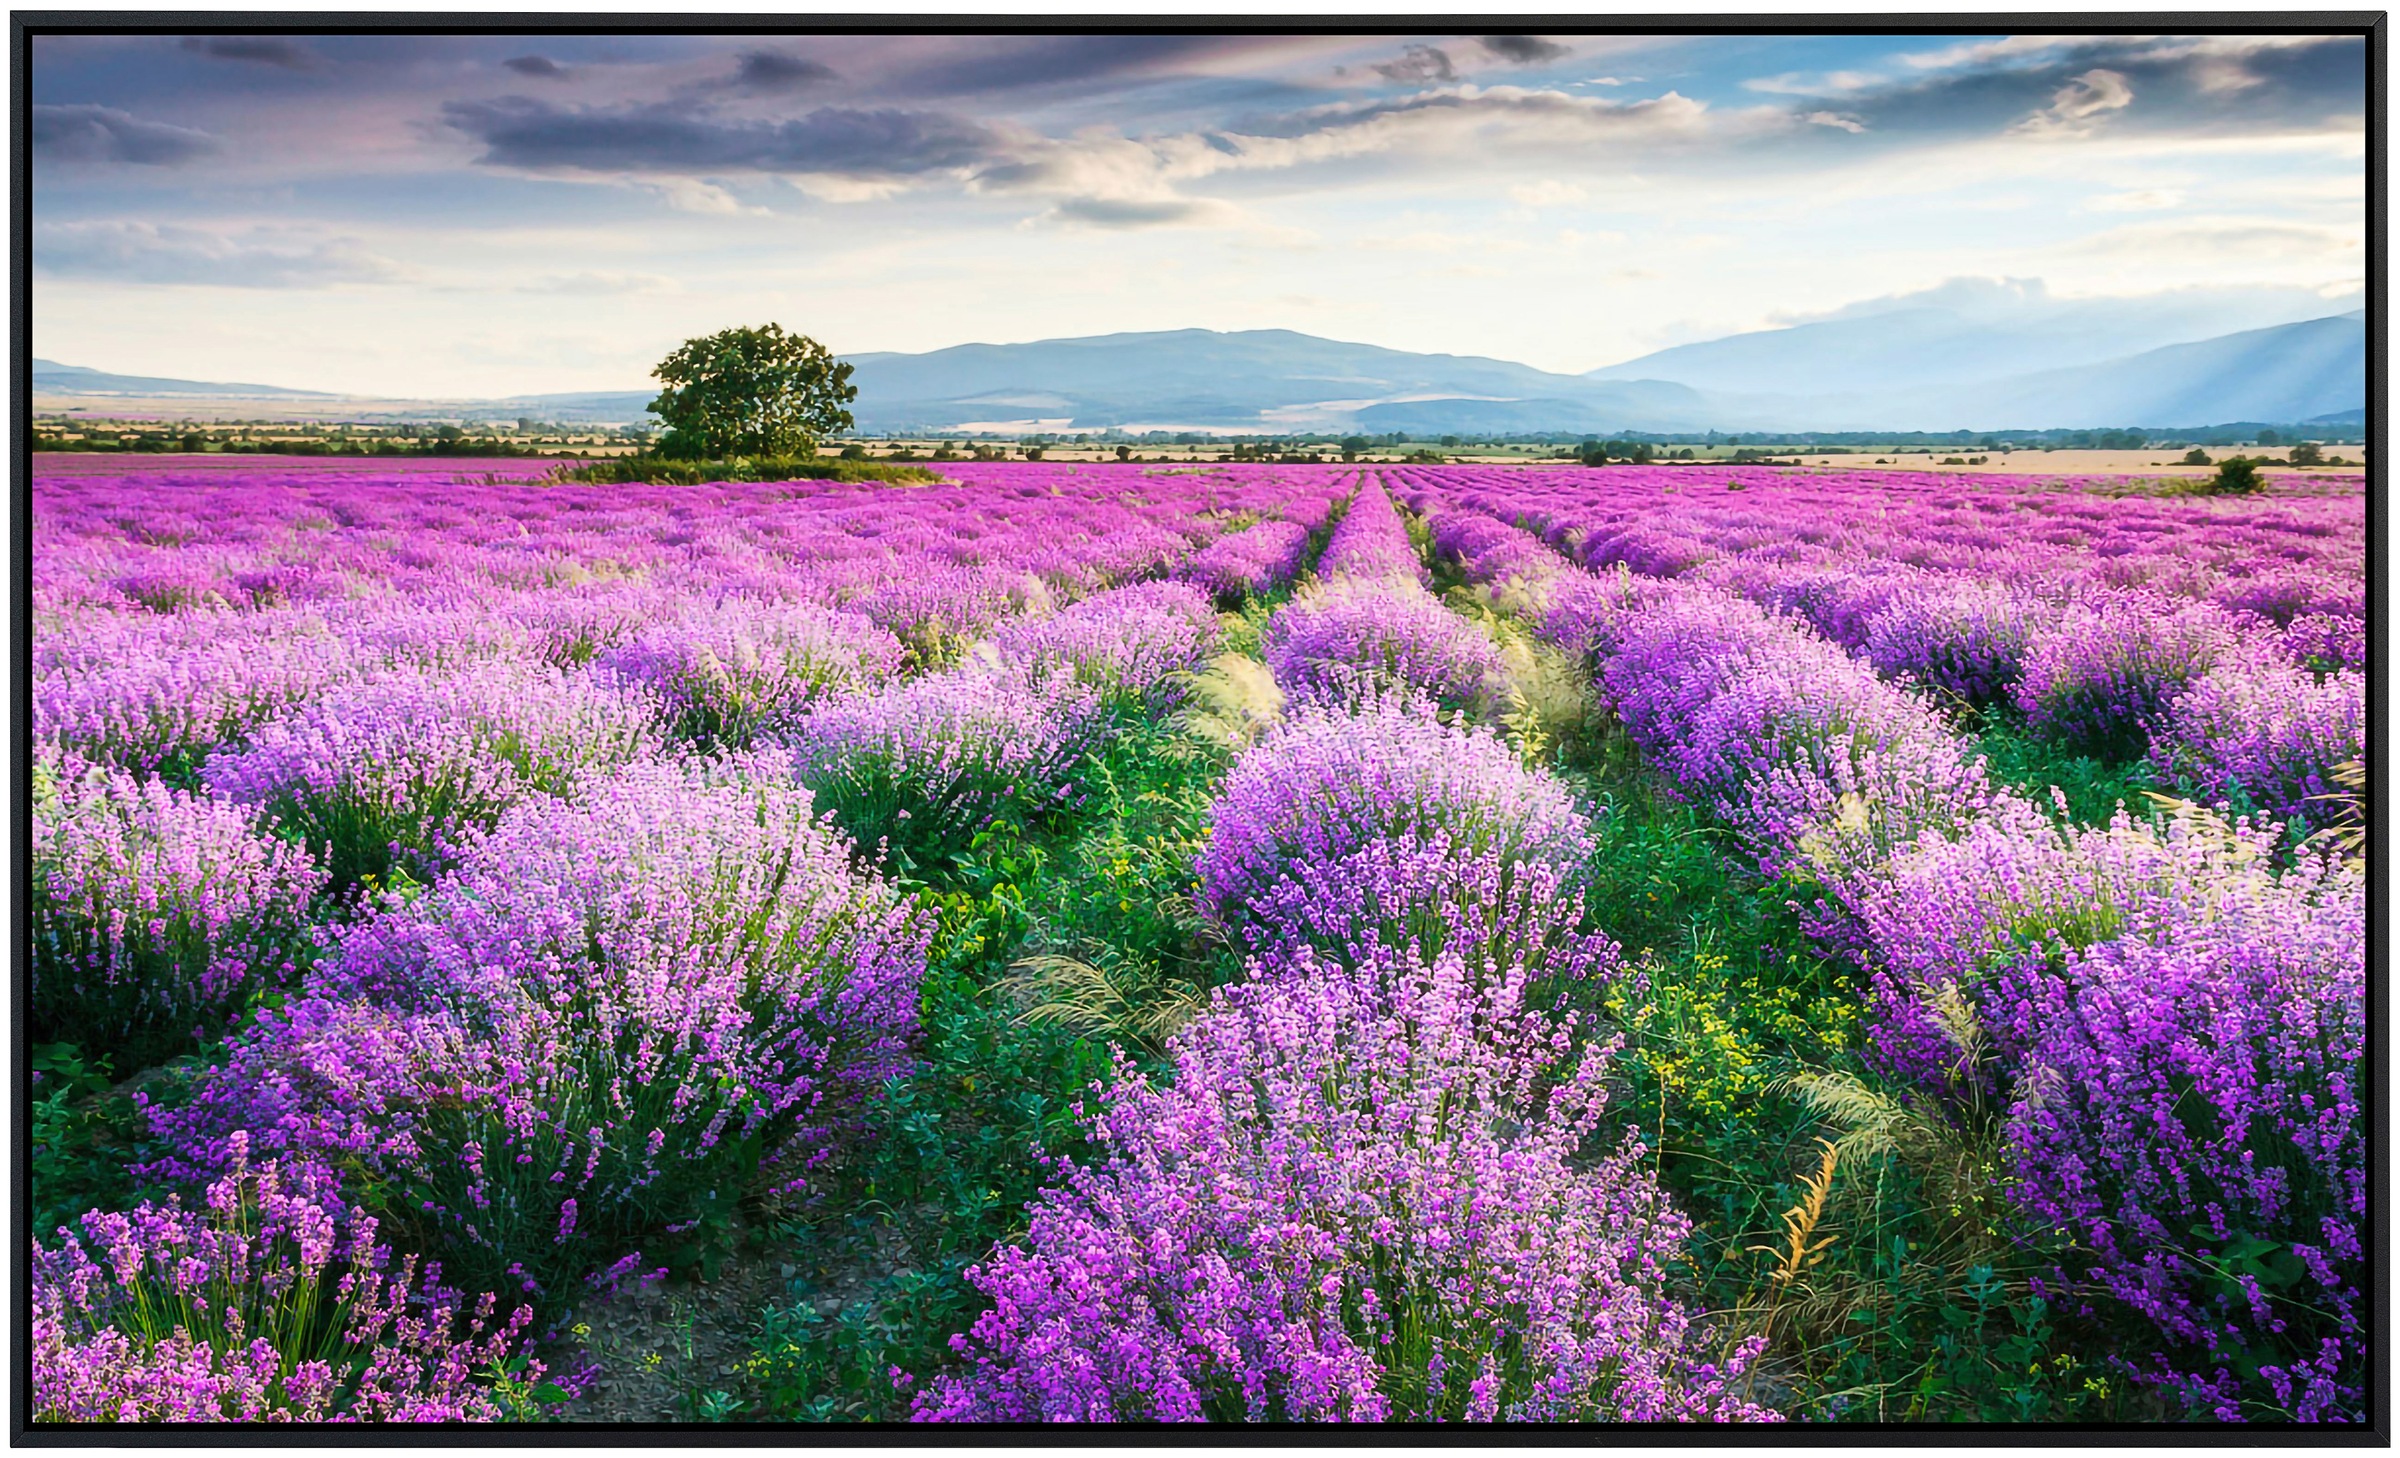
147,758,932,1306
202,658,661,892
32,747,325,1065
33,1142,552,1422
917,943,1774,1423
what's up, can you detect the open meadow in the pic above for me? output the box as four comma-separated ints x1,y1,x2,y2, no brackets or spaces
30,453,2365,1425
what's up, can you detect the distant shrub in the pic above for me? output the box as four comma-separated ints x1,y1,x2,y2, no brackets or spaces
2209,456,2264,494
551,455,935,487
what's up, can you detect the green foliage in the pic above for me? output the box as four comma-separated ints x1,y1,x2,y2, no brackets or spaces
31,1043,195,1244
648,323,857,459
742,711,1244,1421
551,455,932,487
1971,714,2156,827
2208,456,2265,495
2179,448,2211,466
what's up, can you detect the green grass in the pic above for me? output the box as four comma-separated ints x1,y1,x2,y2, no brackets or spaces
737,706,1248,1421
1970,713,2156,826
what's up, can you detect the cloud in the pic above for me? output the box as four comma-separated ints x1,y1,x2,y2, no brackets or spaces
1831,36,2360,146
1374,45,1456,84
1478,36,1569,65
179,36,317,70
35,222,407,287
732,49,837,93
1745,70,1883,96
503,55,568,79
649,178,768,214
2068,217,2362,263
1805,111,1867,133
1900,35,2115,72
1507,179,1586,206
32,104,218,166
1045,195,1238,228
444,97,999,178
2014,68,2134,136
2086,187,2184,212
517,270,681,295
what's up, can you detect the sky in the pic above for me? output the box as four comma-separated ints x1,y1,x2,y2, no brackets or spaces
30,29,2369,398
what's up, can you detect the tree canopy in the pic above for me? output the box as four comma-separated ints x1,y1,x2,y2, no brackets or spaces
648,323,856,459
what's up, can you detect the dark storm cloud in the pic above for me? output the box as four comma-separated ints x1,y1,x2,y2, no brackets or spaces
1478,35,1570,65
732,49,837,92
503,55,568,79
1372,45,1456,85
443,96,999,177
32,104,219,165
1816,35,2364,140
179,36,318,70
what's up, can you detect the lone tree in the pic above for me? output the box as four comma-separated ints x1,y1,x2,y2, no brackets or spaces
648,323,856,459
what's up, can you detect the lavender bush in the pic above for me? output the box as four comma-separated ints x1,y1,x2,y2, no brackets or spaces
1179,518,1313,605
1196,696,1593,955
32,750,326,1066
148,760,932,1306
789,668,1100,871
2149,656,2365,831
2007,860,2364,1420
990,580,1220,713
202,659,661,893
1864,580,2049,708
598,597,905,748
33,1140,553,1423
2013,593,2237,756
917,944,1773,1423
1263,579,1511,719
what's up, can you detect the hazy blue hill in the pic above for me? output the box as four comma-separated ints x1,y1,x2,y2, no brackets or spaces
33,358,339,398
843,328,1709,431
36,310,2365,434
1957,312,2364,430
1584,283,2355,397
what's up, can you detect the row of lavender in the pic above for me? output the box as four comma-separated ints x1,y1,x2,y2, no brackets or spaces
1409,484,2366,1422
33,460,1340,782
920,481,1773,1420
1393,463,2365,833
31,459,1348,1421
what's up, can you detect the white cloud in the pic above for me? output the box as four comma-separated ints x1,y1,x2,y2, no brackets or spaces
1806,112,1868,134
649,178,768,215
2014,69,2135,138
517,271,682,295
1507,179,1587,206
1745,70,1882,96
2085,188,2184,212
34,221,410,287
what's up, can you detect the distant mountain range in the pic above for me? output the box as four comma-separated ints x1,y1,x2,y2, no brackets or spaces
35,297,2366,434
33,358,340,399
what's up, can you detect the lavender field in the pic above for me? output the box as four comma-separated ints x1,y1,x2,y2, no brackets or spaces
29,454,2365,1424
